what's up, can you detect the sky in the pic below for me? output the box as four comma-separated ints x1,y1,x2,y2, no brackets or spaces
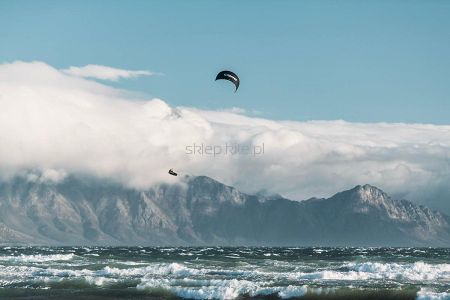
0,1,449,213
0,0,449,123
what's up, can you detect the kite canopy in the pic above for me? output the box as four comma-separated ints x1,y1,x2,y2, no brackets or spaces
215,70,240,92
168,169,177,176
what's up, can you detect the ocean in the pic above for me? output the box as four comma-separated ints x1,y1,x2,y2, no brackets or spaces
0,247,448,299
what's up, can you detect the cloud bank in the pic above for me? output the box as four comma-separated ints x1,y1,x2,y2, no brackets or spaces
62,64,156,81
1,61,449,212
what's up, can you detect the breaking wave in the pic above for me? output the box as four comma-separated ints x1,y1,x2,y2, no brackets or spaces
0,247,448,299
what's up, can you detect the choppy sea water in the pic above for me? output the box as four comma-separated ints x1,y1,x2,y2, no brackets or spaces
0,247,448,299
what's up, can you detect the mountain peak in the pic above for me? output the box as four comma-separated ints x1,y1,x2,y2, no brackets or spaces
353,183,384,193
348,184,390,205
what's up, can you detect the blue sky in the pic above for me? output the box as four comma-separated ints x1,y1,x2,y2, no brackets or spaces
1,0,449,124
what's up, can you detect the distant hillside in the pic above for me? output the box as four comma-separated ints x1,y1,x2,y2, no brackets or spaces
0,176,449,246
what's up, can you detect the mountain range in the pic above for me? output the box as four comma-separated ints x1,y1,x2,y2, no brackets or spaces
0,175,449,246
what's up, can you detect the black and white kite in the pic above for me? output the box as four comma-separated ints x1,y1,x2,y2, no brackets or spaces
215,70,240,92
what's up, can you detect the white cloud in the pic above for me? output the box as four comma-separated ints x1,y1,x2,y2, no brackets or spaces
1,61,450,212
62,64,158,81
26,168,68,183
218,107,246,114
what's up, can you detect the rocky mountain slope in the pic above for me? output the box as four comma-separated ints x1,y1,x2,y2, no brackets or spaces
0,175,449,246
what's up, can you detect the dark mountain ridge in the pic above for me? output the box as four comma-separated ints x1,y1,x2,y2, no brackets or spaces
0,175,449,246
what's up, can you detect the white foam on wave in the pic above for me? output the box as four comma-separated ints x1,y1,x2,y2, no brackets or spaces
35,262,199,278
278,285,308,298
0,261,206,288
116,261,148,266
0,265,41,286
143,262,202,276
347,261,450,282
416,288,450,300
83,275,117,287
0,265,113,288
313,249,326,254
0,254,75,263
22,267,117,287
289,261,450,283
137,276,311,300
33,267,92,278
87,262,204,278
